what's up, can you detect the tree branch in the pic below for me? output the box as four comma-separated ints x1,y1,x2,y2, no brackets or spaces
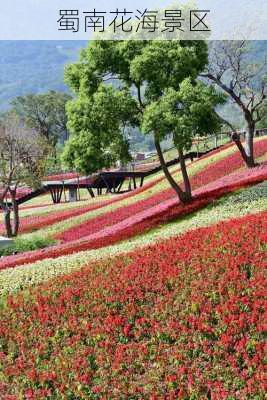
214,111,235,132
201,73,248,114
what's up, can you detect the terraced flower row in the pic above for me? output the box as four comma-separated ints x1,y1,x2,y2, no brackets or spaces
0,201,108,235
1,165,170,233
0,185,152,235
56,140,267,243
0,161,266,272
55,163,267,251
41,144,233,183
0,211,266,399
18,198,101,219
16,143,240,239
19,139,264,240
1,180,265,294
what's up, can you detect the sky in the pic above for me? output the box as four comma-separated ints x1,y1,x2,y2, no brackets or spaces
0,0,266,40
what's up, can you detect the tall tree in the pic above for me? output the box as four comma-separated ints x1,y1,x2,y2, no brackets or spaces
142,79,224,200
11,90,72,149
62,84,134,173
64,40,223,203
0,113,50,237
203,41,267,168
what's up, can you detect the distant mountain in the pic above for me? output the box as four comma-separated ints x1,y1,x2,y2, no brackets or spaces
0,41,87,111
0,40,265,143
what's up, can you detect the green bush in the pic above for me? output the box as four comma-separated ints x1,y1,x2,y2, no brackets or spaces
0,236,55,257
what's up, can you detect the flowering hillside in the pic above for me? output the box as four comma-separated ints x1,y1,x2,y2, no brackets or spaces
0,34,266,400
0,137,266,400
0,179,265,294
0,212,266,399
0,144,266,271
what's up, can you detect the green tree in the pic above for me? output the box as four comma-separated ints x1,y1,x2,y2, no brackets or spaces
64,40,223,203
62,84,134,173
11,90,72,150
142,79,224,199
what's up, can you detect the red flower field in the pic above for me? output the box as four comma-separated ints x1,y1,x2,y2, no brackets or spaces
0,211,266,399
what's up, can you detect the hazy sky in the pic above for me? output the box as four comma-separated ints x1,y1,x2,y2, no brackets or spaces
0,0,266,40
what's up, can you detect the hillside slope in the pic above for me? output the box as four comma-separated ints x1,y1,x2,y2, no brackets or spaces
0,41,86,111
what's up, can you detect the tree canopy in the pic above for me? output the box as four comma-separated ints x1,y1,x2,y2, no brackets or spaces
62,84,135,173
64,40,224,202
11,90,72,149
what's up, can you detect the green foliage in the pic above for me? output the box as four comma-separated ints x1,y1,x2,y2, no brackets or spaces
62,83,135,173
142,79,225,149
0,236,55,257
62,130,131,174
64,40,223,175
129,40,208,100
256,103,267,129
11,90,72,148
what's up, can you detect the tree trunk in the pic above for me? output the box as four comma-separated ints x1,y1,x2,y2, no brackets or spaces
10,191,19,237
4,209,13,238
154,139,191,204
202,73,257,169
232,123,256,169
244,119,256,168
178,147,192,199
231,132,250,165
0,200,13,238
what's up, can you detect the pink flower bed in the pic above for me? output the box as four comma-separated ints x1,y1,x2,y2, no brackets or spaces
0,162,266,271
1,159,184,234
43,172,81,181
0,202,109,235
0,141,245,205
19,201,58,211
57,140,267,243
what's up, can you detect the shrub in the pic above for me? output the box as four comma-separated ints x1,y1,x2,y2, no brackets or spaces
0,236,55,257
